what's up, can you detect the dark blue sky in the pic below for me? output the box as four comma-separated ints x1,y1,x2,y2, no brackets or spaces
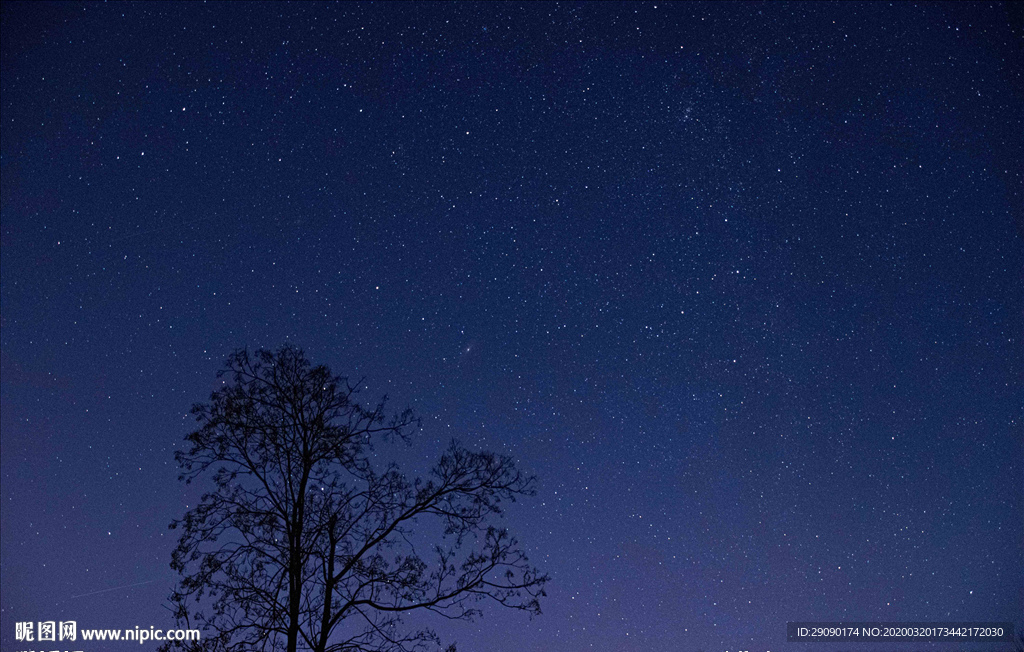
1,2,1021,650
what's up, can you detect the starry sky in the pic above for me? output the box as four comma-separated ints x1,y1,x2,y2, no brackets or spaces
1,2,1022,650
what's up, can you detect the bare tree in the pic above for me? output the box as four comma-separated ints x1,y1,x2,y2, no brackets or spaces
161,345,547,652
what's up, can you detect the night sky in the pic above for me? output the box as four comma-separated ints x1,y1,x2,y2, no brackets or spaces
2,2,1022,651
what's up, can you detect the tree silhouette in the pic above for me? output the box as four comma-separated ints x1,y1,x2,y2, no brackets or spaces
161,345,547,652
